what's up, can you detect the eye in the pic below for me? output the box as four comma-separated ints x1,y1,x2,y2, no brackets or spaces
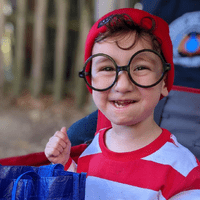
135,66,149,71
100,66,115,72
103,66,115,71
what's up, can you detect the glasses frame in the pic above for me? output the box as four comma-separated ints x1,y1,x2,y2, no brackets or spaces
79,49,171,92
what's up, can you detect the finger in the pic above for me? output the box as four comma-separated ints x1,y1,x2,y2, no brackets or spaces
45,140,64,155
62,144,71,156
54,130,70,143
45,146,61,157
54,131,71,149
47,139,67,155
60,127,66,134
60,127,70,143
48,136,68,149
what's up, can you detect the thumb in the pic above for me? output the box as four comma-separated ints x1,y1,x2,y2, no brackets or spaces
60,127,67,134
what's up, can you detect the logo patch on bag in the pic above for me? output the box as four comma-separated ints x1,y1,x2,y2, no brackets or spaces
169,11,200,68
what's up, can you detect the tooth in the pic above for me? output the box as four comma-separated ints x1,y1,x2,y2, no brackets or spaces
114,100,135,107
114,102,126,107
115,102,122,107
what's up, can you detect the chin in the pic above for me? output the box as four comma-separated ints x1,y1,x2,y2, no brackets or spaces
111,118,139,126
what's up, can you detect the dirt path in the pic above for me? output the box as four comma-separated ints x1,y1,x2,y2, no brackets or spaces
0,92,87,159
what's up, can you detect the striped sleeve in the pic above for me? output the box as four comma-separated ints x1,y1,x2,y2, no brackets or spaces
168,166,200,199
169,190,200,200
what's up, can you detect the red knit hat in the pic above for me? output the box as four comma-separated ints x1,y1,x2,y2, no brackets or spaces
84,8,174,93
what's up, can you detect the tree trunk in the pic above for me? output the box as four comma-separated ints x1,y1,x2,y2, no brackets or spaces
115,0,130,8
30,0,48,98
73,0,93,108
53,0,69,102
94,0,116,21
13,0,27,96
0,0,5,98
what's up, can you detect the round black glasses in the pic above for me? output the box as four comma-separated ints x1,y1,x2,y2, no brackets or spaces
79,49,171,91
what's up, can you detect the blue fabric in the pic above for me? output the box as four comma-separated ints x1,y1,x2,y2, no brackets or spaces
141,0,200,24
68,110,98,146
0,164,86,200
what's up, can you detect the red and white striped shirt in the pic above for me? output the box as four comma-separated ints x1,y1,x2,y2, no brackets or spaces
67,127,200,200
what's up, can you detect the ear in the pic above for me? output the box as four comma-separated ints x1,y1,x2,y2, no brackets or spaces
161,75,169,97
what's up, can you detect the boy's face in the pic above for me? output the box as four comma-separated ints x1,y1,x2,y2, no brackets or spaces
91,32,168,126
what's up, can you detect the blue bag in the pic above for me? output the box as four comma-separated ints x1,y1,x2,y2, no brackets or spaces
0,164,86,200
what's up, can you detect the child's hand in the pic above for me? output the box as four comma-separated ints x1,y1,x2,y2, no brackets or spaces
45,127,71,166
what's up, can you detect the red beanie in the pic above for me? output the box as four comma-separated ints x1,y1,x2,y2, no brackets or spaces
84,8,174,94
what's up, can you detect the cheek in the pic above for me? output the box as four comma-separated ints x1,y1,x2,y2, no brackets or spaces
92,90,110,112
140,87,162,106
92,92,99,106
92,91,104,108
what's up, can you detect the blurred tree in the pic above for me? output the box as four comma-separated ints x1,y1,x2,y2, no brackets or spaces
53,0,69,102
30,0,48,98
74,0,93,108
0,0,5,98
94,0,115,20
13,0,27,97
95,0,140,20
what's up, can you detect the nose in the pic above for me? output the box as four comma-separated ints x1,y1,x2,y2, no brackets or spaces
113,71,135,93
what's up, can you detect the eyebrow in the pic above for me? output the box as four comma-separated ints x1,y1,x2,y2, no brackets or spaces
92,56,112,65
133,54,159,64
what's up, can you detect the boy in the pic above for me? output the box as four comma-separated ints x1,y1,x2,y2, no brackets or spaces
45,8,200,199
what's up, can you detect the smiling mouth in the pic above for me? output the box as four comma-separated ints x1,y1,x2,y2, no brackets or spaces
113,100,136,108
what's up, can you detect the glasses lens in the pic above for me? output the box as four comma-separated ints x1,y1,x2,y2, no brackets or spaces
85,54,117,90
129,51,164,87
